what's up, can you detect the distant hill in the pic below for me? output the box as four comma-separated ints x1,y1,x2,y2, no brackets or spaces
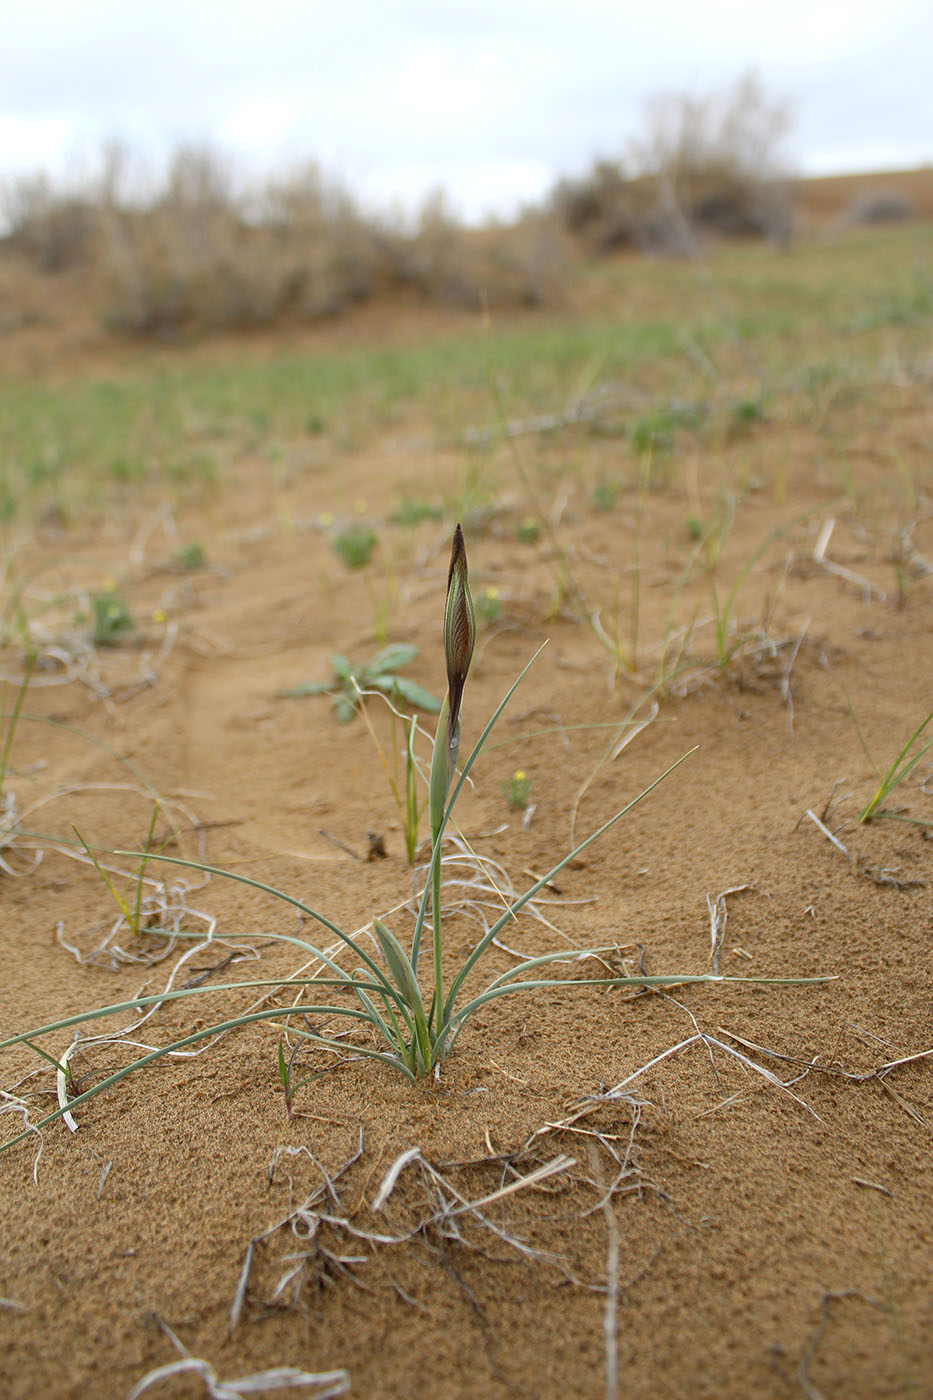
794,167,933,224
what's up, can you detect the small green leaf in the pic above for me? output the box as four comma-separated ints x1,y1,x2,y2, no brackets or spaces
331,654,352,681
367,644,419,676
386,677,443,712
334,694,358,724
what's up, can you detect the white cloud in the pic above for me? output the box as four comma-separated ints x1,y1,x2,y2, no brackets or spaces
1,0,931,218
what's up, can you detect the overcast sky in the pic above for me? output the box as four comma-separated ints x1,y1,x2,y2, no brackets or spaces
2,0,931,221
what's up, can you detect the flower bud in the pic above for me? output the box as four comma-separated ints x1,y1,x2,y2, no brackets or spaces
443,523,475,749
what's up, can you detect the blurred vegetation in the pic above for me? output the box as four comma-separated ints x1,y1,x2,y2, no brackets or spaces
6,74,925,344
1,148,567,337
0,219,929,524
549,73,795,254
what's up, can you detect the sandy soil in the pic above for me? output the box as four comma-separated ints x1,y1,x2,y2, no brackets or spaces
0,315,931,1400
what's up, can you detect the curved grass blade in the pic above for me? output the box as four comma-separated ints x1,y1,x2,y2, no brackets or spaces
858,709,933,822
442,748,696,1022
1,1001,402,1154
0,976,402,1054
433,971,837,1062
411,642,548,969
113,850,395,994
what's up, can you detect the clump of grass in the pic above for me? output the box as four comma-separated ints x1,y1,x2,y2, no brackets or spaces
280,645,442,725
731,396,766,428
90,591,134,645
73,807,162,939
629,402,705,460
515,517,542,545
591,479,620,513
389,497,444,527
1,529,834,1156
502,770,533,810
853,708,933,824
352,693,433,865
702,504,810,671
174,540,205,571
331,526,376,569
476,586,501,625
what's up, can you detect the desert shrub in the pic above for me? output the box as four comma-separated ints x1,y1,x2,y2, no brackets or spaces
550,164,658,254
1,173,97,271
0,143,568,337
96,154,568,336
100,145,297,336
845,190,916,225
633,73,793,244
382,194,566,310
550,73,794,254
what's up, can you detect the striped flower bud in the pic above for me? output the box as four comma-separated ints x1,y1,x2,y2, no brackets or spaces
443,523,475,758
429,525,475,845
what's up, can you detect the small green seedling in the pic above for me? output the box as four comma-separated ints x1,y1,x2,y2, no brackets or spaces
476,586,501,625
91,592,134,646
629,401,705,459
515,517,541,545
277,1037,297,1119
853,708,933,824
731,397,766,428
502,770,533,810
332,526,377,569
174,541,205,571
705,507,811,670
591,479,620,514
354,695,431,864
74,805,162,937
280,645,442,725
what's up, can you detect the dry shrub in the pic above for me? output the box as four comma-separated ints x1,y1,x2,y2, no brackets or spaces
844,189,916,226
85,152,565,336
1,172,98,272
1,74,794,336
391,194,566,308
549,163,658,254
100,147,320,336
3,146,568,338
634,72,793,243
551,73,794,255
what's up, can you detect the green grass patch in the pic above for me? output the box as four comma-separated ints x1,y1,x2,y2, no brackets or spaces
0,225,929,521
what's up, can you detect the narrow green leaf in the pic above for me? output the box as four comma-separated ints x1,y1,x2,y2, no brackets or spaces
1,1001,398,1154
0,976,398,1054
110,850,398,995
443,747,695,1021
73,825,132,925
859,710,933,822
277,681,332,698
413,645,548,969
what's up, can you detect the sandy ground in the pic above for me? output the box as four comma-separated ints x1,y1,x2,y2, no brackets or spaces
0,296,931,1400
